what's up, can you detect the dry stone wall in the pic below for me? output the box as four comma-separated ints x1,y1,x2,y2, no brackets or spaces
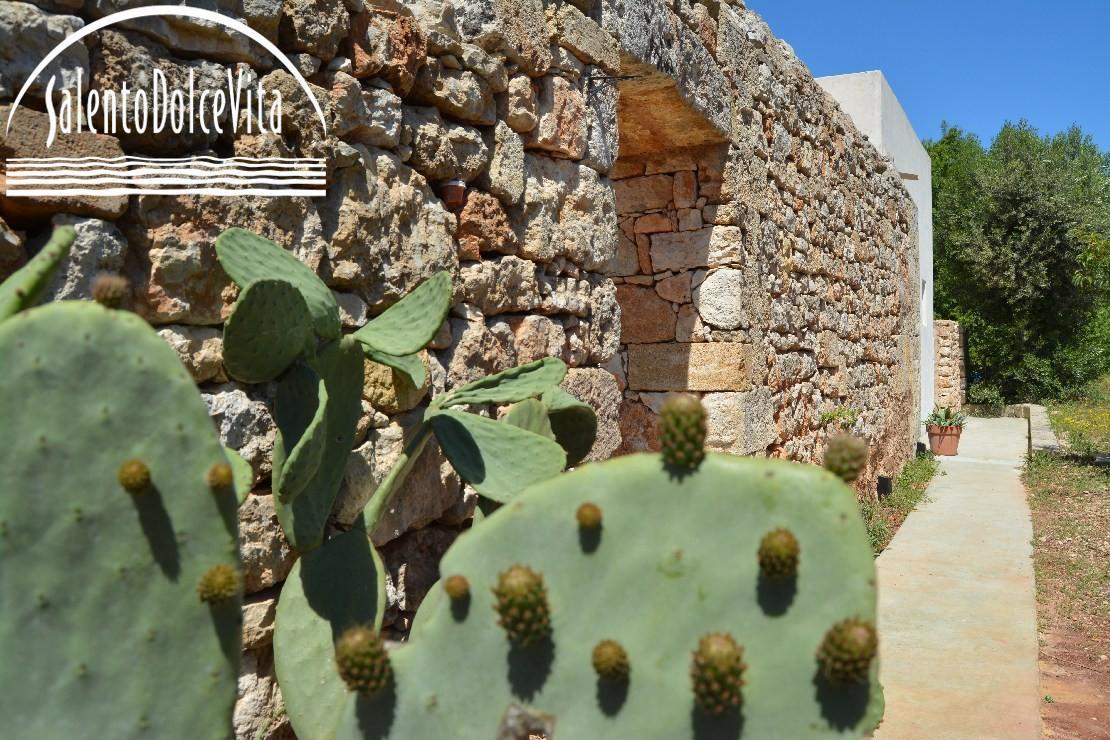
934,319,965,409
0,0,920,736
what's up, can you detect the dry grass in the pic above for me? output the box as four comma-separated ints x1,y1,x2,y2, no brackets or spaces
859,452,940,555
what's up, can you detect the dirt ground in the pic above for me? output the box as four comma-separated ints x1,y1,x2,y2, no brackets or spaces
1029,383,1110,739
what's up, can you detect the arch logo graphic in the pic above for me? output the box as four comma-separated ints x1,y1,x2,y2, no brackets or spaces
4,5,329,197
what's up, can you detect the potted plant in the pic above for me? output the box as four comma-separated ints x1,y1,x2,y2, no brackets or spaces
925,406,968,456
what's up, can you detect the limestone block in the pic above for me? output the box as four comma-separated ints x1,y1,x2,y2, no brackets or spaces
348,9,427,95
233,649,292,740
279,0,350,61
409,56,496,125
603,233,640,277
454,0,552,77
203,383,276,484
457,190,520,260
363,352,430,415
655,272,691,304
381,525,459,616
0,2,87,100
0,105,127,222
673,170,698,208
242,591,278,651
458,255,540,315
158,325,226,384
238,494,295,594
479,120,526,204
702,388,776,455
627,342,752,391
692,268,745,330
553,4,620,73
500,314,567,364
441,315,515,388
330,74,402,148
0,217,24,280
40,215,128,302
582,65,619,174
461,42,508,92
502,74,539,133
634,213,672,235
615,399,659,455
614,174,674,213
402,105,489,182
526,75,587,160
586,276,621,363
651,225,742,272
86,0,281,63
616,284,675,343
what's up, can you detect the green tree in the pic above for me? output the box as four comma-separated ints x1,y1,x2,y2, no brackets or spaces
927,121,1110,402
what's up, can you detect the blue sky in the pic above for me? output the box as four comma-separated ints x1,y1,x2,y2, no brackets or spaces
747,0,1110,151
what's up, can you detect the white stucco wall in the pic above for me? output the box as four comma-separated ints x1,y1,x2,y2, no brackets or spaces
817,70,934,423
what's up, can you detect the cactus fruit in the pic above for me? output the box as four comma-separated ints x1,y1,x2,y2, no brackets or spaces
691,633,746,714
0,302,241,738
207,462,234,490
660,393,707,471
493,565,551,646
592,640,629,681
444,575,470,601
90,272,129,308
196,563,240,604
824,433,868,483
335,626,392,695
117,459,151,493
758,528,800,580
576,502,602,529
817,618,878,684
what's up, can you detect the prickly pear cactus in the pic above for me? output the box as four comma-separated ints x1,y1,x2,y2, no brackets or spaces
0,302,242,738
312,406,882,738
0,225,75,320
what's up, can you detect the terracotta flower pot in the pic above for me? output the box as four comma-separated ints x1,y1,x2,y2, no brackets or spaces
926,425,962,456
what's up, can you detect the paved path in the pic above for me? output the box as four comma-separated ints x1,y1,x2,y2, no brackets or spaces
874,417,1041,739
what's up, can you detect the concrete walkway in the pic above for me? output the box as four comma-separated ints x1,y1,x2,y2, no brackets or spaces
874,417,1041,739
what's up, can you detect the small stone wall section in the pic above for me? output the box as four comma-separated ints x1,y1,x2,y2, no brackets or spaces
933,319,965,409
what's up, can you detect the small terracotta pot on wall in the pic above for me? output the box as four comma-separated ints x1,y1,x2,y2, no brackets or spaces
926,425,962,456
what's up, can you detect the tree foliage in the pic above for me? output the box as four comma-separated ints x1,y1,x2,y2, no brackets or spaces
927,121,1110,402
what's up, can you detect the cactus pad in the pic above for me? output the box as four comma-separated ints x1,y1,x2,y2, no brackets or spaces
0,225,75,320
215,227,341,339
0,302,240,738
352,271,452,357
323,451,881,738
274,521,385,740
222,278,314,384
273,337,364,551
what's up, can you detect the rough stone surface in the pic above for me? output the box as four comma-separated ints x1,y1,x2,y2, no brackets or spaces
702,388,777,455
0,105,128,222
0,1,87,100
203,383,276,484
158,325,226,384
403,105,489,182
526,73,587,160
616,284,674,344
934,320,965,408
238,494,295,594
457,190,519,259
0,216,24,279
627,343,753,392
454,0,552,77
41,214,128,302
692,268,745,330
479,120,526,204
349,9,427,95
409,57,496,125
279,0,350,61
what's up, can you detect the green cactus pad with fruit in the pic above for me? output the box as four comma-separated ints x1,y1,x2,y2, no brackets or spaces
321,449,881,738
0,302,241,738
